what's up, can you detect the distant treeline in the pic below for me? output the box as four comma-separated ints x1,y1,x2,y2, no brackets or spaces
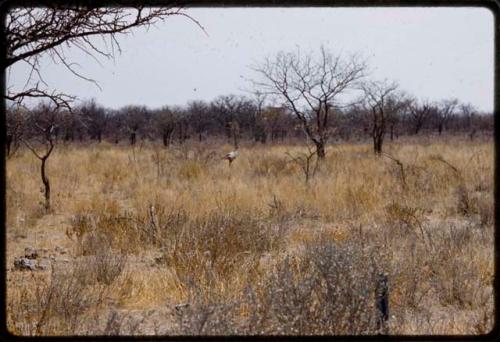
5,94,492,156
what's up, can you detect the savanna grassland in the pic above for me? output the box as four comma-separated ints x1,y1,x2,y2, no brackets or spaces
6,135,494,335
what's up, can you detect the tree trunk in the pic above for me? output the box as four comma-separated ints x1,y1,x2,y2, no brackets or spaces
178,126,185,144
41,156,50,211
259,131,267,144
232,127,239,149
130,132,136,145
374,136,383,155
414,125,420,135
373,128,384,155
315,141,326,159
438,123,443,135
97,131,102,143
6,134,12,156
233,133,239,149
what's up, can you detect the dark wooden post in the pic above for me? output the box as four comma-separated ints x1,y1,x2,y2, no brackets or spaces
375,273,389,333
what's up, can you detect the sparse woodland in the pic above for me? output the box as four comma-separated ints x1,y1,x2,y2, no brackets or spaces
4,5,495,337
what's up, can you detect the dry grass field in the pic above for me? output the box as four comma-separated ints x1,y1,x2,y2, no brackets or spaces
5,136,494,335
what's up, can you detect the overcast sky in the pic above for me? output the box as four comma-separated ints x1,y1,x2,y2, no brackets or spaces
7,7,494,112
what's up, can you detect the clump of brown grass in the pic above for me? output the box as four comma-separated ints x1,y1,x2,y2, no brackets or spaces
8,263,108,335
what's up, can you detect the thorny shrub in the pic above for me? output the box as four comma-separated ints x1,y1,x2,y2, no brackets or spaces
172,239,389,335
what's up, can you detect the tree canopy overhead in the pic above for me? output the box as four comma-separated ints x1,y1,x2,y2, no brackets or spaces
3,4,202,109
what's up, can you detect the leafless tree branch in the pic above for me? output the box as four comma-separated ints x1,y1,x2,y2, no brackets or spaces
4,5,203,108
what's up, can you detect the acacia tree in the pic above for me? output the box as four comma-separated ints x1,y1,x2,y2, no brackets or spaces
459,103,478,139
262,106,291,142
59,108,84,142
361,80,400,154
78,99,108,142
6,105,26,157
252,46,366,158
174,108,190,144
186,100,210,141
3,5,202,109
212,95,248,149
435,98,459,135
408,99,434,135
459,103,475,129
386,95,411,141
121,105,149,145
251,91,268,143
22,103,66,211
154,106,176,147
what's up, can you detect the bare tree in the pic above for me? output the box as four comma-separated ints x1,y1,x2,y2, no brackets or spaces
361,80,401,154
154,106,176,147
212,95,247,149
6,105,26,157
3,5,203,108
386,96,411,141
459,103,477,130
286,144,319,184
78,99,108,142
121,105,149,145
262,106,291,143
252,46,366,158
435,98,459,135
459,103,478,139
251,91,268,143
174,108,190,145
105,110,124,144
21,103,66,211
59,108,84,142
186,100,210,141
408,99,434,135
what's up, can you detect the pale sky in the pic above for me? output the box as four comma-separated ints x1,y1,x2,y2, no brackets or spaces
7,7,494,112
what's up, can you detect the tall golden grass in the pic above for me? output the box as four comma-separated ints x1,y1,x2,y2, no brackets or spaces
6,136,494,335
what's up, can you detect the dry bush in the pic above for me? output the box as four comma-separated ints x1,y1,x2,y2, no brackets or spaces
100,309,158,335
172,239,388,335
428,224,491,309
177,161,205,181
266,194,291,223
388,218,494,334
69,204,287,301
454,184,473,216
89,239,128,286
253,241,387,335
161,209,286,294
67,214,128,286
384,202,433,253
7,263,107,335
172,285,244,335
69,208,158,255
252,153,297,178
474,193,494,227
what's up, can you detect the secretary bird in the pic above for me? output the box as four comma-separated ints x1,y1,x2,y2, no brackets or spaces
223,150,239,166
